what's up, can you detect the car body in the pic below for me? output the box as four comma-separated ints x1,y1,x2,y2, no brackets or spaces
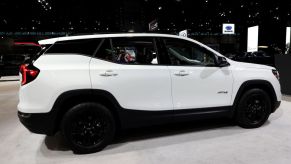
17,33,281,153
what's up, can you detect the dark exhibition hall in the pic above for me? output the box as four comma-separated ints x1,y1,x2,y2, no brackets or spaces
0,0,291,164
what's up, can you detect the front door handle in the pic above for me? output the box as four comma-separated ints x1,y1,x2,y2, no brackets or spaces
100,70,118,77
174,70,189,76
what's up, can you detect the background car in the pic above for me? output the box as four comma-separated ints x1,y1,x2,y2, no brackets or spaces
0,42,41,77
230,50,273,66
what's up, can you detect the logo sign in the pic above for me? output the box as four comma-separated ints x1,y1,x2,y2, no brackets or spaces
222,23,235,34
179,30,188,37
149,20,158,31
247,26,259,52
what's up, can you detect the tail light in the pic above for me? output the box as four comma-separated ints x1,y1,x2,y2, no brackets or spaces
20,64,40,86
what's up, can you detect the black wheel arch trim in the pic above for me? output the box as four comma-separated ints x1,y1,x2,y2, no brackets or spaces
52,89,122,111
233,80,279,114
51,89,123,133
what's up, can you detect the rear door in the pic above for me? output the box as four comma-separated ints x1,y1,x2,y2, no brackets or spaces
90,37,173,111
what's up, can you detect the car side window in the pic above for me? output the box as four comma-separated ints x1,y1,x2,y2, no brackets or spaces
110,37,158,65
45,39,100,56
163,38,217,66
95,37,158,65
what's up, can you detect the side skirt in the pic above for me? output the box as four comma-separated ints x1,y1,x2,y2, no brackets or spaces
118,106,233,129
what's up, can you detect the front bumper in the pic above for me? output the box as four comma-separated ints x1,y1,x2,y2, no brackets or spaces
18,111,57,135
272,101,281,113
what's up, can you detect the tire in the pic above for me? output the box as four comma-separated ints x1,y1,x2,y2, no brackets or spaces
235,88,271,128
61,102,115,154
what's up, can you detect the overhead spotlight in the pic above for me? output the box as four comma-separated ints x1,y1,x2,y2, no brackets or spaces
37,0,52,11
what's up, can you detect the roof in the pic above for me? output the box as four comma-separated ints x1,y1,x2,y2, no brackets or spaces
38,33,223,57
38,33,194,45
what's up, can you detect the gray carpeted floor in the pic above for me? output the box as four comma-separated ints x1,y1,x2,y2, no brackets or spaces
0,80,290,164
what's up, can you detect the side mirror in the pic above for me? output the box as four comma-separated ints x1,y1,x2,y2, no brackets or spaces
217,56,230,67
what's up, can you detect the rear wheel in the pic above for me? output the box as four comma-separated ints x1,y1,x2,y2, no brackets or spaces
235,88,271,128
61,102,115,154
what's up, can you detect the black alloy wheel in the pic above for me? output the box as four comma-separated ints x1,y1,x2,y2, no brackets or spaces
235,88,271,128
70,111,108,147
61,103,115,154
244,94,267,124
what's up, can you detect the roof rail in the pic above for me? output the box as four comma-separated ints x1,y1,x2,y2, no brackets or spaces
68,32,144,36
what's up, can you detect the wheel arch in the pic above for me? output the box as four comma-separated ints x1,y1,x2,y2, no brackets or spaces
51,89,123,134
233,80,277,114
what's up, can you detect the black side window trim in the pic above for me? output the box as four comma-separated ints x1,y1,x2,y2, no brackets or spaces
92,39,105,57
152,38,161,65
155,37,172,65
30,44,53,63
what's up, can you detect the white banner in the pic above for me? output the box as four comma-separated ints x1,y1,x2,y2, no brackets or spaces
286,27,290,54
247,26,259,52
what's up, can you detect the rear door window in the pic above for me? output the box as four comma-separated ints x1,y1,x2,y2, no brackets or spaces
95,37,159,65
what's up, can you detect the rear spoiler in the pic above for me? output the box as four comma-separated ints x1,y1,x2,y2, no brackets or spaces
38,38,58,45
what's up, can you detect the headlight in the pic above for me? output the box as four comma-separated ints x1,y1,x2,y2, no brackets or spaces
272,69,280,80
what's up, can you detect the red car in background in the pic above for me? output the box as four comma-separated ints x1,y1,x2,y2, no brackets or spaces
0,42,41,78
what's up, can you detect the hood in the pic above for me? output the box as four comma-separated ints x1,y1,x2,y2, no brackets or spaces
228,60,275,70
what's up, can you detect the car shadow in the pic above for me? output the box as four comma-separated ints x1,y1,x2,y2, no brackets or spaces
0,79,19,82
41,118,246,155
114,118,235,144
44,133,70,151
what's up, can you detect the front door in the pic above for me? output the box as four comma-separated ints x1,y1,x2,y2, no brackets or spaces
161,37,233,109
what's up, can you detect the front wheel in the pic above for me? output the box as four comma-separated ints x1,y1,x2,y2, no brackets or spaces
61,102,115,154
235,88,271,128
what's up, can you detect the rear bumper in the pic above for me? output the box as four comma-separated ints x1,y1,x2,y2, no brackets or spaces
18,111,57,135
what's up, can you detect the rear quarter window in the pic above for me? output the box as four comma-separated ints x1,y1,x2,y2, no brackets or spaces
45,39,101,56
29,44,52,63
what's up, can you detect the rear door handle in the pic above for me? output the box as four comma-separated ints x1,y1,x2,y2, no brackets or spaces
174,70,189,76
100,70,118,77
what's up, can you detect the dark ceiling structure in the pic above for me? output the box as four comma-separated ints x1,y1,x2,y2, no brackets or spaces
0,0,290,33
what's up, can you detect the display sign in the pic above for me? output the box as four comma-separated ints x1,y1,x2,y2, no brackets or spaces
179,30,188,37
247,26,259,52
222,23,235,34
285,27,290,54
149,20,158,31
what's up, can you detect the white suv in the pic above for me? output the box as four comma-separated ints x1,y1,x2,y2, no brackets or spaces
18,33,281,153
